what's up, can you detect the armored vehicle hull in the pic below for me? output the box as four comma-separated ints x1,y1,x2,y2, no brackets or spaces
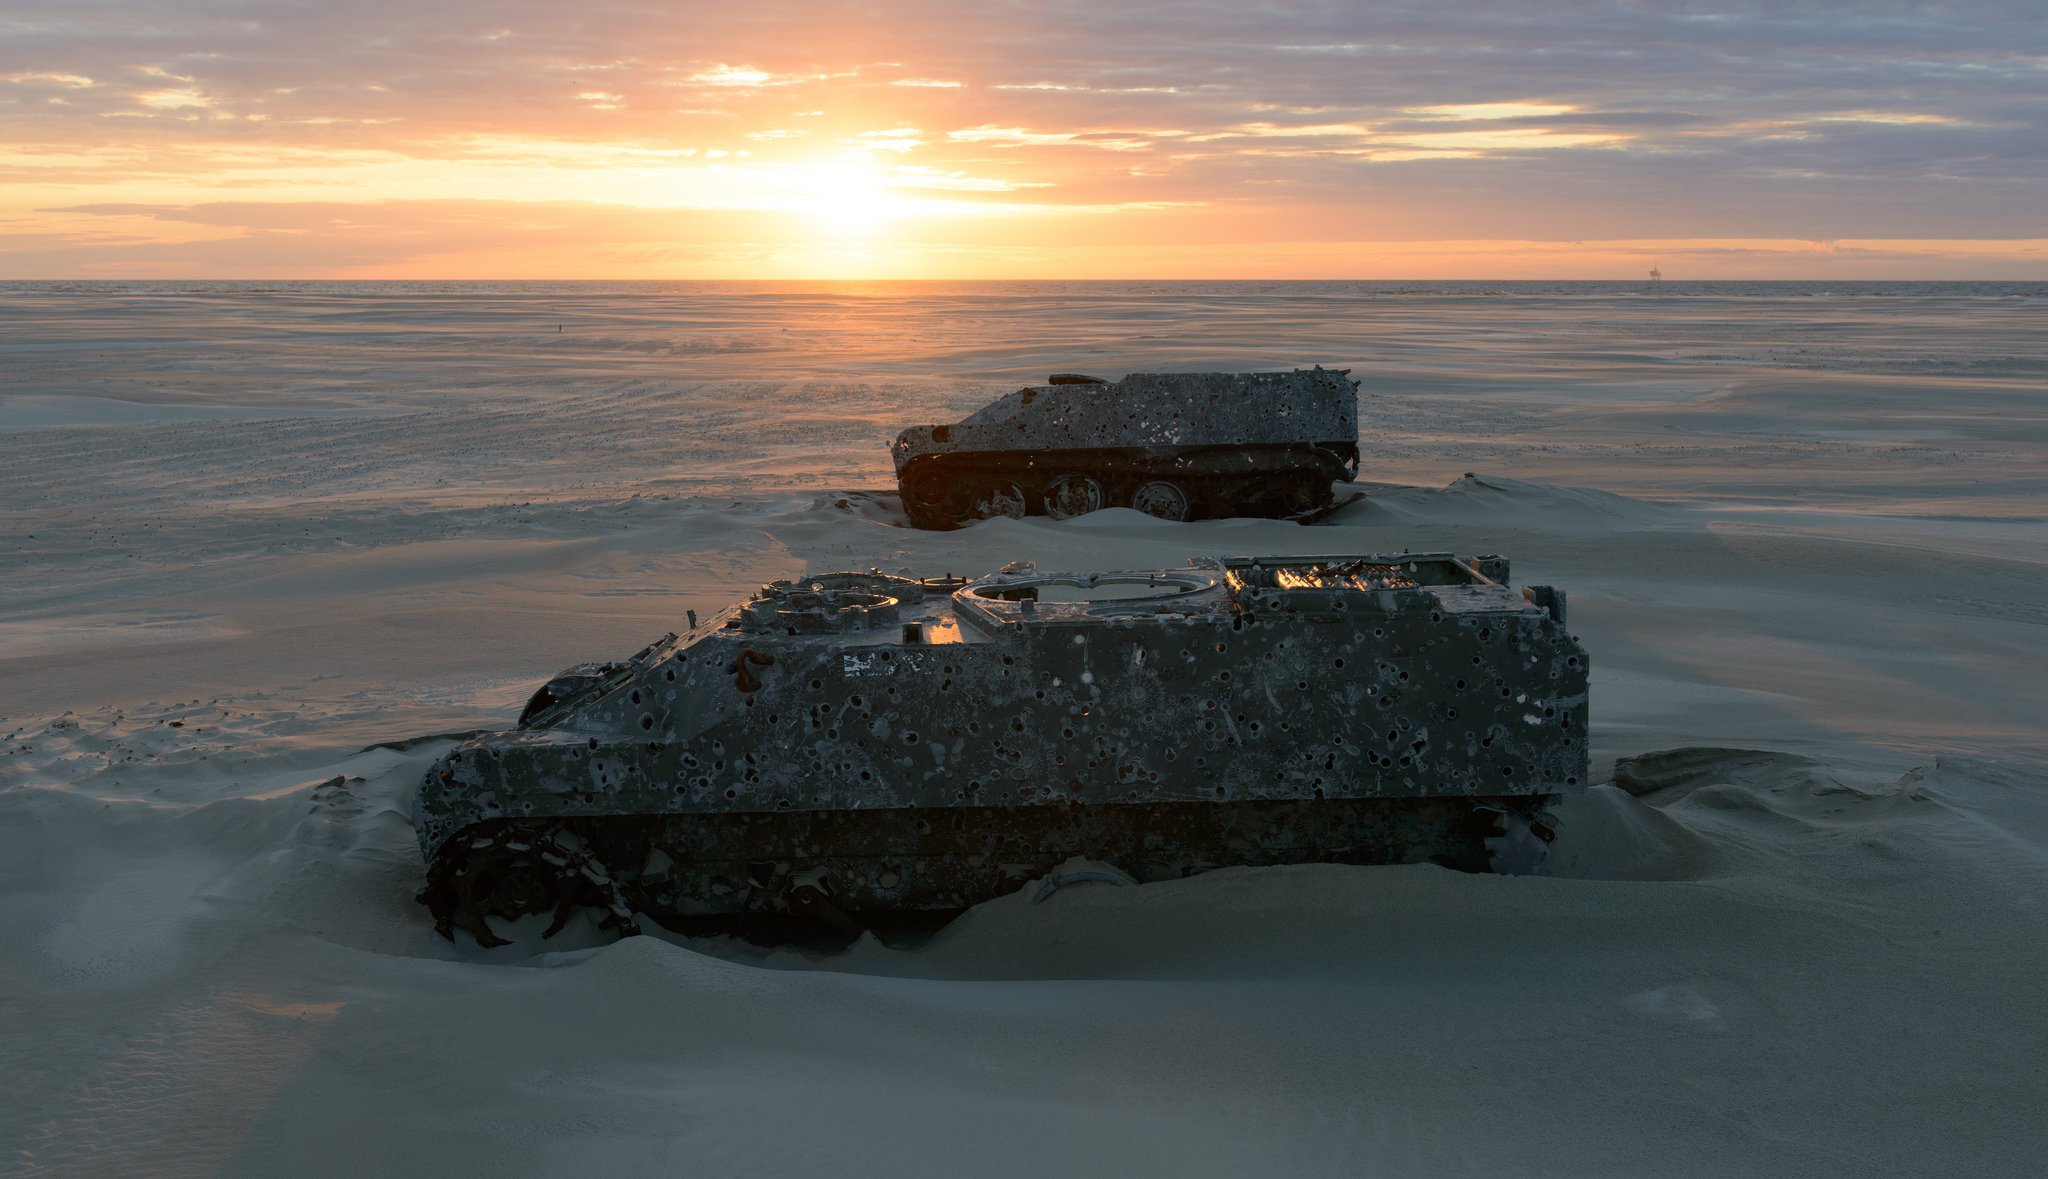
415,554,1588,946
892,370,1361,529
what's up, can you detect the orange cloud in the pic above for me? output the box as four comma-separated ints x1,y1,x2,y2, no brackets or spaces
0,1,2038,277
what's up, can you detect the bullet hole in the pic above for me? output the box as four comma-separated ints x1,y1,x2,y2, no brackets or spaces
630,689,642,704
639,715,653,731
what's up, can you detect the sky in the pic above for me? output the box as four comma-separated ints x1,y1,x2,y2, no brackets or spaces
2,0,2043,279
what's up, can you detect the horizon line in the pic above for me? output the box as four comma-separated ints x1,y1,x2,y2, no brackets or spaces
6,275,2044,284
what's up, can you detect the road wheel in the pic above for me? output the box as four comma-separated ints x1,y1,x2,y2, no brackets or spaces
966,480,1028,521
1128,480,1191,522
902,467,951,510
1041,474,1106,520
1284,473,1330,515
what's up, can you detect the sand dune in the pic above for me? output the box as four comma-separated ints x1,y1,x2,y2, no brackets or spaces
3,282,2045,1175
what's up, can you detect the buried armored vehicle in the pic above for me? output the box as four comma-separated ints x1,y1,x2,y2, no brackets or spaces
415,553,1587,946
891,369,1361,529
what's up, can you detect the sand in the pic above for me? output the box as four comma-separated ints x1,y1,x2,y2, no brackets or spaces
2,281,2045,1176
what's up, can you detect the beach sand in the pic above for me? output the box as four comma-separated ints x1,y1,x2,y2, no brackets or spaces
3,282,2045,1176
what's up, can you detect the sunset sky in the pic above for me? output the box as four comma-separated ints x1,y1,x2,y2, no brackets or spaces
2,0,2042,278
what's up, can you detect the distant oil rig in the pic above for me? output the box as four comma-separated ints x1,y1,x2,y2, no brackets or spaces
1648,263,1663,282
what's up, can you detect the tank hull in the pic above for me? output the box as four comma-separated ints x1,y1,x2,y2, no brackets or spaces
892,369,1362,529
896,442,1359,529
416,555,1588,945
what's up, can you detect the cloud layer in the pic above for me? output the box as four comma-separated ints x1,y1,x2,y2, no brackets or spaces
2,1,2043,275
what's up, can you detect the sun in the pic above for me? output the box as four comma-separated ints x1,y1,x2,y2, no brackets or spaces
783,157,900,236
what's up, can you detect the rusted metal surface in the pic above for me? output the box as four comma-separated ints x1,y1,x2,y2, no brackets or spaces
415,554,1589,944
891,369,1362,528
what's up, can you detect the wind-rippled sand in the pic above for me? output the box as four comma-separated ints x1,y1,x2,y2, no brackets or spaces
3,282,2045,1176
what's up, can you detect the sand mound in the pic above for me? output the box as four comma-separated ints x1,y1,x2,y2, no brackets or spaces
1335,473,1685,532
1613,746,1828,797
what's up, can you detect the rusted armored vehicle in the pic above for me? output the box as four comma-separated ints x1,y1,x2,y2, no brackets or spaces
415,553,1587,946
891,369,1361,529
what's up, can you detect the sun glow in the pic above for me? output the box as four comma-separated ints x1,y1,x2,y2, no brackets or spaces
785,158,900,235
3,9,2032,280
